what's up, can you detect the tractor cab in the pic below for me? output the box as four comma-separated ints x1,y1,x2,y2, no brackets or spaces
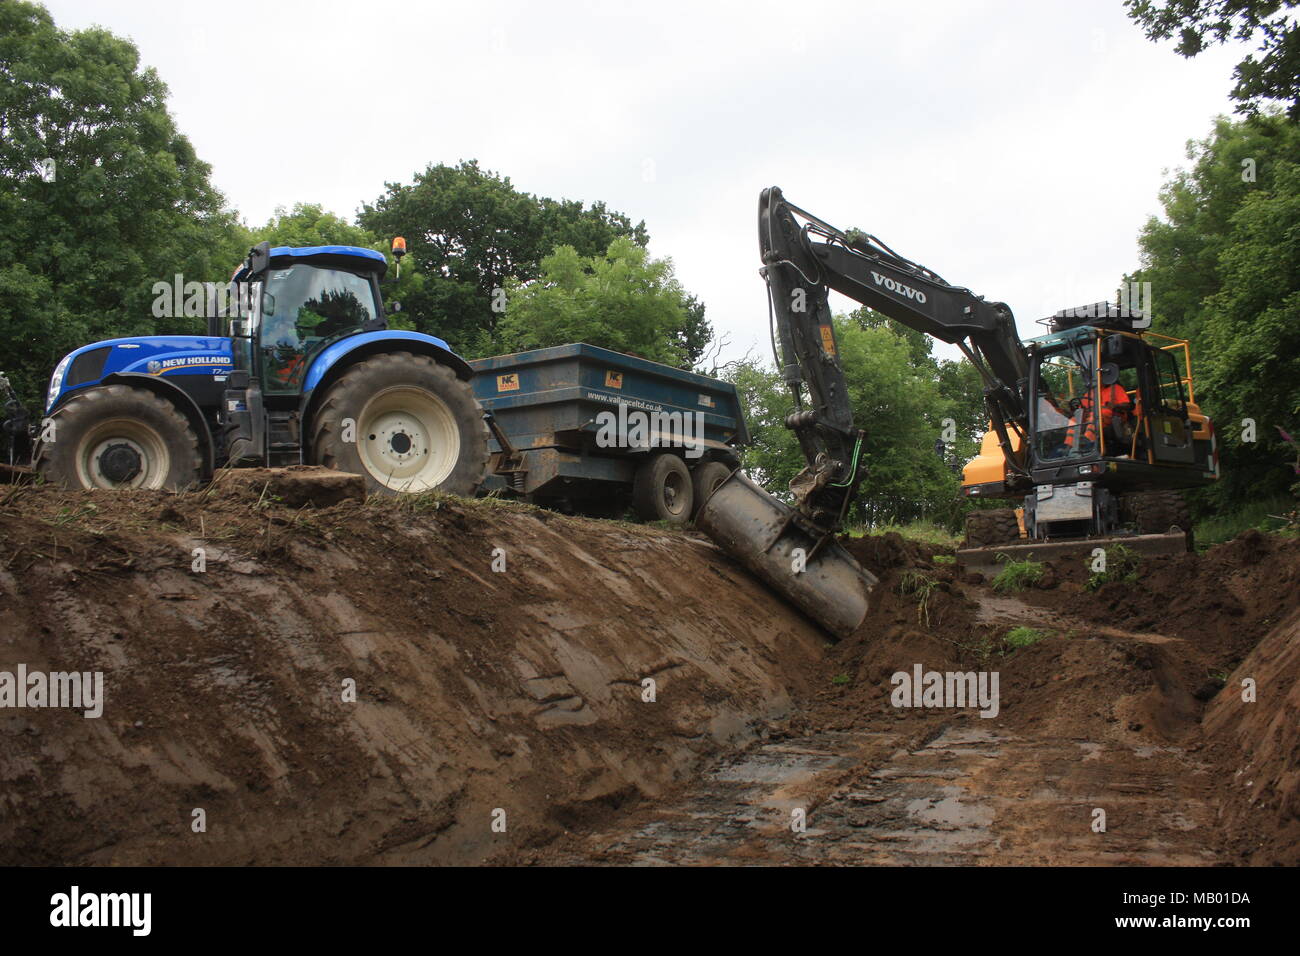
226,243,389,399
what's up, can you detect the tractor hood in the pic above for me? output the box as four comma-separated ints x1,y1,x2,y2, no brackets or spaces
47,336,234,412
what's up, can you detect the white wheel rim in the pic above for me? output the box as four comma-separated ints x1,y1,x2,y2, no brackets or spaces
357,386,460,492
75,418,171,489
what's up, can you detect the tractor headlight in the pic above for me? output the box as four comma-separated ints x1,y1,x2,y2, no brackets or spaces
46,353,72,411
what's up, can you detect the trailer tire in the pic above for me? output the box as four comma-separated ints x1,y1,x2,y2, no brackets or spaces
34,385,202,491
633,452,694,526
963,508,1021,548
311,351,489,496
690,460,734,518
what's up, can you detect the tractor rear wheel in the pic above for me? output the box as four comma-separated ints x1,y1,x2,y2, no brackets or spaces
963,508,1021,548
311,352,489,496
633,452,694,525
34,385,202,491
690,460,734,518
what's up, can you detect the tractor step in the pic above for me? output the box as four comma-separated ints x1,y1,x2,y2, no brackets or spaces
956,530,1192,576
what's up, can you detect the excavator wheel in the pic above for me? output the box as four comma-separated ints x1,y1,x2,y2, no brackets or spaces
311,351,489,497
34,384,202,491
690,460,734,519
963,508,1021,549
1123,491,1193,544
633,452,694,526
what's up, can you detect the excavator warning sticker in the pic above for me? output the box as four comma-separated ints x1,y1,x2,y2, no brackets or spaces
698,394,715,408
605,371,623,389
497,373,519,392
819,326,836,355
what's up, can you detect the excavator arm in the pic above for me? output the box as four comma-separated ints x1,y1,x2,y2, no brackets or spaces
758,186,1030,533
696,187,1033,638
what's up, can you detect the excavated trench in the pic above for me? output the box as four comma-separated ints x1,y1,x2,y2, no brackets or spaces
0,474,1296,866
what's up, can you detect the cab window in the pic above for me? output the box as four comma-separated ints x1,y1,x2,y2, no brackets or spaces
260,265,377,394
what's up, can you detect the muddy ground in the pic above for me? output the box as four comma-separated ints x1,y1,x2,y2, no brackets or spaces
0,474,1295,866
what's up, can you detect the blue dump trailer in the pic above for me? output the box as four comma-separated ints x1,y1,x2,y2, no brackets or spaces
469,343,749,525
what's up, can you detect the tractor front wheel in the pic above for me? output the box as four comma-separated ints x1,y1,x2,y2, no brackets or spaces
311,351,489,496
34,385,202,491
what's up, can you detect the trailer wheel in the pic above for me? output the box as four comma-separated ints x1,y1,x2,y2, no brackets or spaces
690,460,734,518
963,508,1021,548
633,452,694,525
34,385,202,491
311,351,489,496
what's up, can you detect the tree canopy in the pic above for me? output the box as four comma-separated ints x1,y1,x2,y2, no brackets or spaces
357,160,649,357
495,239,711,369
0,0,242,409
1131,112,1300,504
1125,1,1300,117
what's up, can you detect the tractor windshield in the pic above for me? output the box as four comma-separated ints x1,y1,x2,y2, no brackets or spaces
260,264,378,394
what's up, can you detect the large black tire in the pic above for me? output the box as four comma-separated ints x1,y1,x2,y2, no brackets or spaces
633,452,693,525
963,508,1021,548
1123,491,1192,536
310,351,489,496
34,384,202,491
690,460,733,518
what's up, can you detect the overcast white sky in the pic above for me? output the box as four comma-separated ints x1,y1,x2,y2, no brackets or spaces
45,0,1248,364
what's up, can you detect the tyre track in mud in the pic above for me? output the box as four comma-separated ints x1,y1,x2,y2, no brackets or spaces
546,593,1221,866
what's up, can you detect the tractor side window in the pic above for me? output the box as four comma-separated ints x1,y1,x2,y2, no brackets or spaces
260,266,377,394
1036,353,1094,461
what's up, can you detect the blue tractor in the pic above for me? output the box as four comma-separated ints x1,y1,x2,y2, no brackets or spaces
15,241,490,494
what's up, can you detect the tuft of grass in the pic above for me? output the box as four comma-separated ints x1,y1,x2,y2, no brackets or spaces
847,520,961,550
831,673,851,686
991,558,1044,593
1195,494,1298,548
1005,626,1050,649
932,554,956,565
1084,543,1141,591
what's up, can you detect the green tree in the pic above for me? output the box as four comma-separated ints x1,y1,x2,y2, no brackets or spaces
495,238,703,368
358,160,648,355
724,315,968,528
0,0,242,411
1130,113,1300,505
1125,0,1300,117
252,203,377,249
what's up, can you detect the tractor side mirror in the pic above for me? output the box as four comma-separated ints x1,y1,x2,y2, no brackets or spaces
247,241,271,278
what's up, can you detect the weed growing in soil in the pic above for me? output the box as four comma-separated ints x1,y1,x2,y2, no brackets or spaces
1005,626,1050,649
1085,544,1141,591
831,673,851,686
898,569,939,626
992,558,1044,592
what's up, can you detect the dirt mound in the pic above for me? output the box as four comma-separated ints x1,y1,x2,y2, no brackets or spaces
1022,530,1300,672
1203,606,1300,865
0,482,828,864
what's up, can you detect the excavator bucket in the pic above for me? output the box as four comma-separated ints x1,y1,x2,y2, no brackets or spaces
695,470,878,639
955,530,1192,577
